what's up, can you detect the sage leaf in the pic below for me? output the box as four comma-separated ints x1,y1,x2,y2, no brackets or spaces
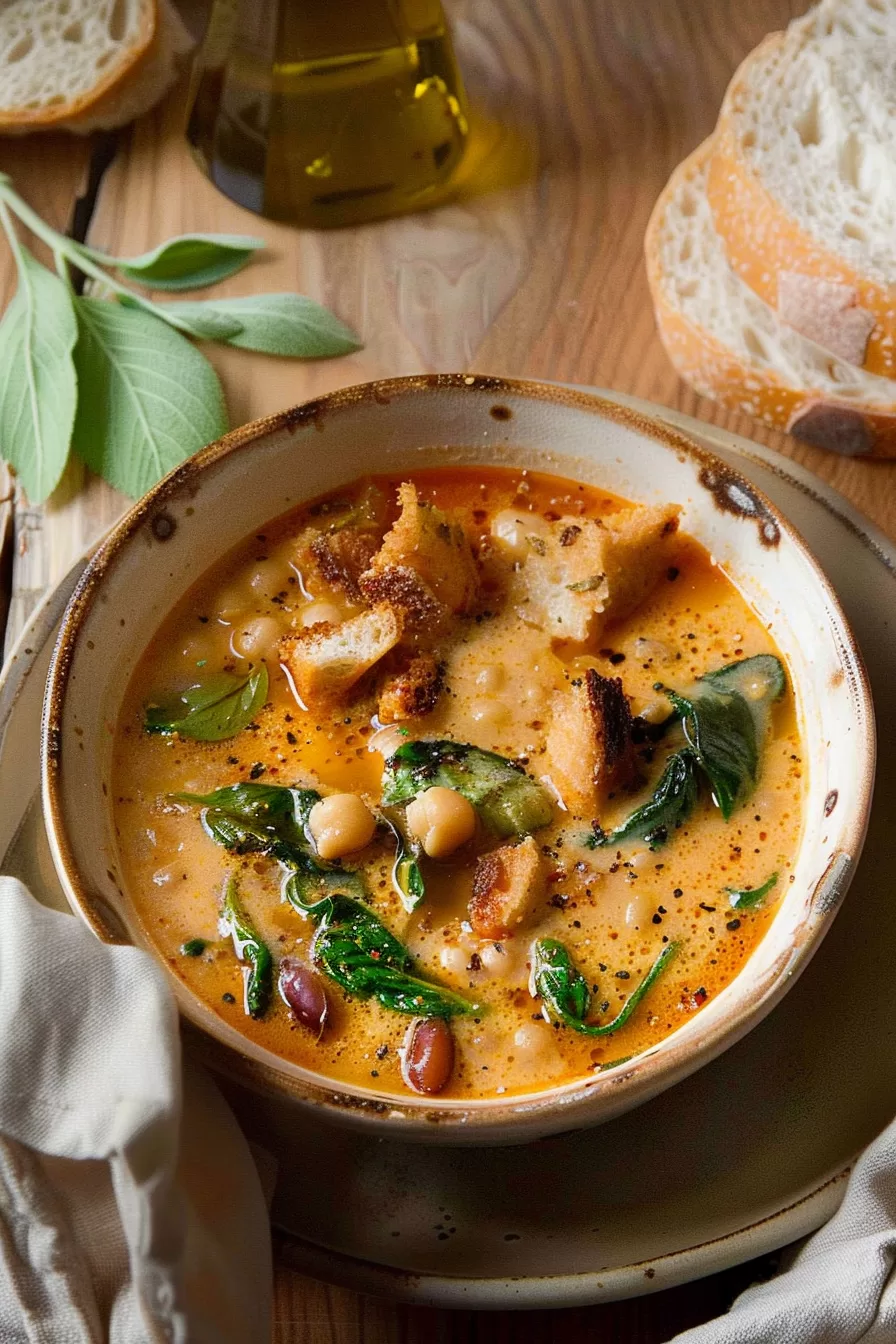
99,233,265,291
310,895,476,1019
382,739,554,838
0,245,77,502
70,298,228,497
726,872,779,910
145,665,267,740
157,293,362,357
118,292,244,341
220,875,273,1018
530,938,676,1036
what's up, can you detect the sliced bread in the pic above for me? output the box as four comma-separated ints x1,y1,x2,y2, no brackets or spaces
707,0,896,377
0,0,191,134
645,139,896,457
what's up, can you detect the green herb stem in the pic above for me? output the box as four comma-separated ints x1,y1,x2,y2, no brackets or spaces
531,938,677,1036
220,875,273,1019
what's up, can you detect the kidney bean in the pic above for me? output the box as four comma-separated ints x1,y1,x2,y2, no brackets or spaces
401,1017,454,1095
279,958,328,1038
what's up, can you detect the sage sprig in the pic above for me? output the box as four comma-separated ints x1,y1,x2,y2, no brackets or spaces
0,174,362,503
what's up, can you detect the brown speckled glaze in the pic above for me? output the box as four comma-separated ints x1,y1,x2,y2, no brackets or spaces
41,375,875,1144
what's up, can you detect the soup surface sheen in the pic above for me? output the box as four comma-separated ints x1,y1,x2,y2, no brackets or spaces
113,467,804,1101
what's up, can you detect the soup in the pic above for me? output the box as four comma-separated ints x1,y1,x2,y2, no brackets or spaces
112,467,804,1101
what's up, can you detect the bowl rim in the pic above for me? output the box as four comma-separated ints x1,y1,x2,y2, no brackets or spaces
41,373,876,1136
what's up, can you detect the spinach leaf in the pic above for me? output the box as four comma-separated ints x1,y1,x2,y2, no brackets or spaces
703,654,786,730
382,739,553,837
145,665,268,741
220,875,273,1019
666,686,756,821
595,749,700,850
175,781,365,903
381,813,425,912
310,896,476,1018
530,938,676,1036
663,655,786,821
726,871,779,910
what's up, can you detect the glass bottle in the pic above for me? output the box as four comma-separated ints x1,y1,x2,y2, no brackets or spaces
185,0,469,228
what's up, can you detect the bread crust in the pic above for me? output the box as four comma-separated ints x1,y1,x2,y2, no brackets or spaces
645,143,896,459
706,35,896,379
0,0,159,131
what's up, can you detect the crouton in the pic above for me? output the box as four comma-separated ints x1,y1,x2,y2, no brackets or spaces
546,669,638,815
469,836,546,940
310,527,379,601
280,603,404,708
512,504,680,644
598,503,681,631
360,482,479,619
378,654,444,723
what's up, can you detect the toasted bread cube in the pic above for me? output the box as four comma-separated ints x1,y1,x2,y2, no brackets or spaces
546,669,638,815
469,836,545,940
310,527,379,601
513,517,609,642
280,603,403,708
514,504,680,644
599,503,680,630
360,482,479,618
378,654,444,723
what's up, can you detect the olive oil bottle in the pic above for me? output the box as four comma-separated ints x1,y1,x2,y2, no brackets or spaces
186,0,469,228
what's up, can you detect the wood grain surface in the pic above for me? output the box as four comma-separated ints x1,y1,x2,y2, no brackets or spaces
1,0,888,1338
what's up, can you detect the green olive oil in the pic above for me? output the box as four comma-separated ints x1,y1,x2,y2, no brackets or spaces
186,0,469,228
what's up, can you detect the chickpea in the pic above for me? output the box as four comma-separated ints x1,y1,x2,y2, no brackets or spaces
215,585,249,620
248,559,289,600
230,615,283,659
406,786,476,859
301,601,343,628
308,793,376,860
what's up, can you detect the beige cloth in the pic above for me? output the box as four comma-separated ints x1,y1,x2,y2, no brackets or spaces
673,1123,896,1343
0,876,272,1343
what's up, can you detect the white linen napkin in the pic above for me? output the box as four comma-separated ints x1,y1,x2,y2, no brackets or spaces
0,876,272,1344
673,1125,896,1343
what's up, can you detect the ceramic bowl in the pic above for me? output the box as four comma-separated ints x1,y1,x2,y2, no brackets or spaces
41,375,875,1145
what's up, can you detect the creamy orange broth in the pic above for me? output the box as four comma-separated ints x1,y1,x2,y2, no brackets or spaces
112,467,804,1099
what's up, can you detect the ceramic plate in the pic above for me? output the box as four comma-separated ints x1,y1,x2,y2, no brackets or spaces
2,393,894,1308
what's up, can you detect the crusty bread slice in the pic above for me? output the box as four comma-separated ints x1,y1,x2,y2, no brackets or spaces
0,0,190,134
646,139,896,458
707,0,896,377
60,0,192,133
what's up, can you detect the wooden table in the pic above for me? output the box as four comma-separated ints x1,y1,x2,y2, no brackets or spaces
1,0,888,1337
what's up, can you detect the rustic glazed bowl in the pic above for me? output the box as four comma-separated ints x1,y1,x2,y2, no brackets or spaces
42,375,874,1144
